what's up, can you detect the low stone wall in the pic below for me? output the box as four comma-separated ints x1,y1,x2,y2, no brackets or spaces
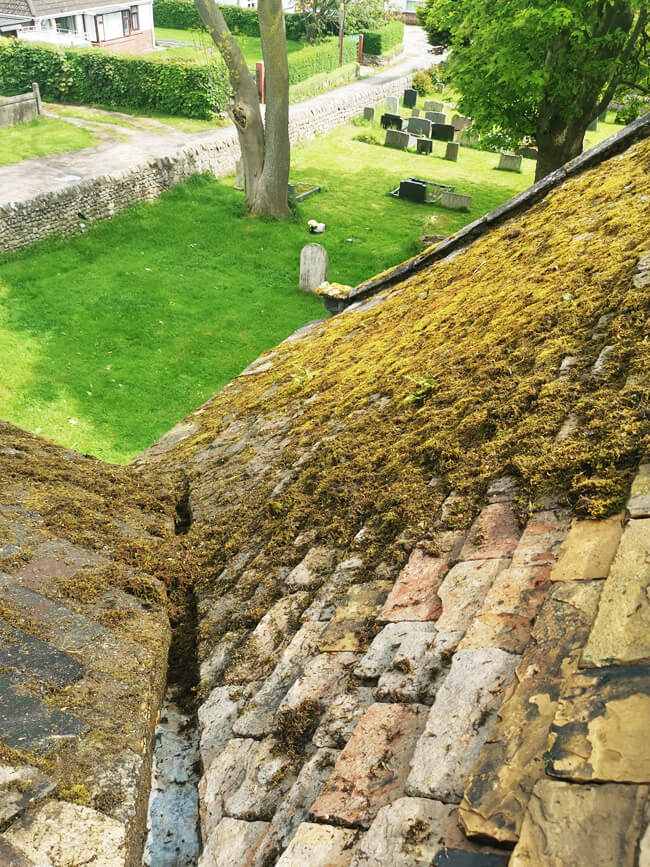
0,73,412,253
0,83,41,129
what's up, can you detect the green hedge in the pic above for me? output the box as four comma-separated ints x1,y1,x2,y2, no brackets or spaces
360,19,404,55
289,61,358,103
0,38,227,118
288,37,356,85
153,0,308,41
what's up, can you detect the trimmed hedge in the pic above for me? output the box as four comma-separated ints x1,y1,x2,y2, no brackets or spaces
360,19,404,56
153,0,308,41
288,37,356,85
0,38,227,118
289,61,358,103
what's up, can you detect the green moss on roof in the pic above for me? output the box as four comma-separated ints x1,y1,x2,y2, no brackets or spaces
145,138,649,617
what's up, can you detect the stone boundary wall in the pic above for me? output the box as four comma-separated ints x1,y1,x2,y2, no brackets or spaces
0,84,42,129
0,73,412,253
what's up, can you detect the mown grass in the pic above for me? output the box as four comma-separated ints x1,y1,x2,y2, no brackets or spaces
3,108,624,463
153,27,304,67
0,116,96,165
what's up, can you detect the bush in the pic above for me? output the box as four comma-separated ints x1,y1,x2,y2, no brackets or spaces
290,61,358,103
412,70,433,96
288,37,356,85
153,0,308,40
360,19,403,56
614,95,645,125
0,38,226,118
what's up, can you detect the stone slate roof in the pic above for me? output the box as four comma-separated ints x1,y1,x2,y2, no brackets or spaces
0,0,32,19
0,118,649,865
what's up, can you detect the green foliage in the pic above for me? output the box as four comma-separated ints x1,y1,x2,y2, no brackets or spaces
0,38,227,118
287,37,356,84
153,0,309,40
412,70,434,96
417,0,648,169
615,94,647,123
360,19,404,56
289,61,358,102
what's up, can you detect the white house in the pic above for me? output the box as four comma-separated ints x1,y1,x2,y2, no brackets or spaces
0,0,154,51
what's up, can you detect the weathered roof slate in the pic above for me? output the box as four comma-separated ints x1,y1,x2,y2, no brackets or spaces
0,121,649,865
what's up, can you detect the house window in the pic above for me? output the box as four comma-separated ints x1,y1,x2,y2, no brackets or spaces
95,13,104,40
130,5,139,30
121,9,130,35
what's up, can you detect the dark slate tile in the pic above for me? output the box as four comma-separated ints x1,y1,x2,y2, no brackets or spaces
0,622,85,688
434,850,510,866
0,674,87,752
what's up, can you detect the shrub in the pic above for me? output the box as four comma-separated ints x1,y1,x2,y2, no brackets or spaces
288,37,356,85
153,0,309,40
412,70,433,96
289,62,358,103
614,95,645,125
360,19,403,56
0,38,226,118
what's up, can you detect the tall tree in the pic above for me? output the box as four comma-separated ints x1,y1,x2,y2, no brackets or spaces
418,0,649,180
195,0,291,218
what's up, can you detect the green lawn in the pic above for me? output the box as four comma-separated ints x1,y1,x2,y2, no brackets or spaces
2,111,611,464
0,116,96,165
154,26,304,67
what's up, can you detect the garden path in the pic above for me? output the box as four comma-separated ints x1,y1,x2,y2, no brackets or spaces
0,26,436,204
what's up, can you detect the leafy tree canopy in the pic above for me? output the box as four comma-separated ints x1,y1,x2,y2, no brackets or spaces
419,0,649,178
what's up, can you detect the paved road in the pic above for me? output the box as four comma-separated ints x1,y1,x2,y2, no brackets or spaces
0,26,436,204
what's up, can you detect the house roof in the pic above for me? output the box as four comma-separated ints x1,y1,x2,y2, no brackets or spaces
0,12,31,27
0,0,32,19
0,117,648,865
0,0,140,19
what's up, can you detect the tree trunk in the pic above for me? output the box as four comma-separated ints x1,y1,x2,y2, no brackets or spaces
251,0,291,218
534,115,588,181
195,0,290,219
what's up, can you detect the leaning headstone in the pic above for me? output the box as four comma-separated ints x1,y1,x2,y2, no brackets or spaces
451,115,472,131
598,108,608,122
498,152,522,172
363,106,375,122
429,111,446,124
411,108,421,117
381,113,403,130
234,159,244,190
417,139,433,155
403,88,417,109
299,243,328,293
445,141,459,161
430,123,455,142
385,129,409,150
441,191,472,211
406,116,432,137
399,179,427,203
587,118,598,131
386,96,399,113
424,100,444,112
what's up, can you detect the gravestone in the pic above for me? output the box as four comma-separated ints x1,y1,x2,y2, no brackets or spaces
598,108,608,122
234,159,244,190
445,141,459,161
300,243,328,293
411,108,421,117
518,146,538,160
385,129,409,150
381,113,403,130
417,139,433,155
403,88,417,109
386,96,399,113
429,111,446,124
451,115,472,131
424,100,444,112
363,106,375,122
430,123,455,142
399,179,427,203
407,116,432,137
587,118,598,131
441,191,472,211
498,152,522,172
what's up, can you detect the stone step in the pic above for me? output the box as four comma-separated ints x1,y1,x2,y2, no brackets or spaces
0,673,87,752
0,621,85,688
